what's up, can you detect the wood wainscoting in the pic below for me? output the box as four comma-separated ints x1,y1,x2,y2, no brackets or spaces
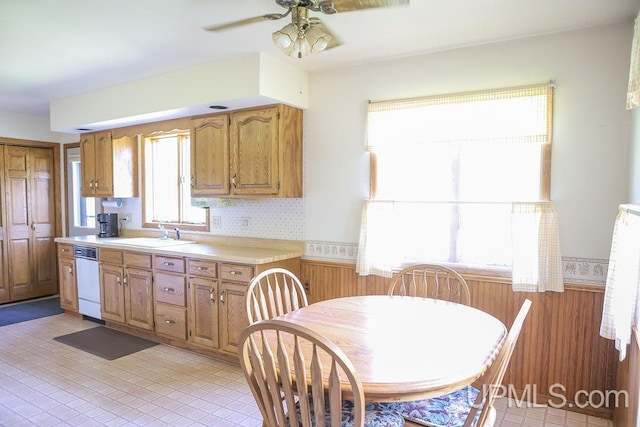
614,328,640,426
300,260,618,419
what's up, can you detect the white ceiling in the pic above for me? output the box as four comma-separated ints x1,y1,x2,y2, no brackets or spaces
1,0,638,116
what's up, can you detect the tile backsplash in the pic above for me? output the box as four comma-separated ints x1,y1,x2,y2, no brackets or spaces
108,197,305,241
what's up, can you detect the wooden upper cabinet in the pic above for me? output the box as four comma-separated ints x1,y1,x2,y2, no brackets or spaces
190,104,303,198
191,115,230,196
80,131,138,198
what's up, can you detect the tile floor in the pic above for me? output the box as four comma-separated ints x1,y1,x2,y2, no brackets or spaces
0,313,615,427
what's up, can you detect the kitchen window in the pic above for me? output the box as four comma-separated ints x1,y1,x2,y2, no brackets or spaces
358,83,555,277
142,131,209,231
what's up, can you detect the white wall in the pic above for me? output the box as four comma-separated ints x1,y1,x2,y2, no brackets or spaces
305,22,633,261
0,109,76,143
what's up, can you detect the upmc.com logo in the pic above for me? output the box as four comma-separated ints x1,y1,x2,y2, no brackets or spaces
478,384,629,409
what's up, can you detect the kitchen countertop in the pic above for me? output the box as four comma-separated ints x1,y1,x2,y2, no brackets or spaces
54,235,304,265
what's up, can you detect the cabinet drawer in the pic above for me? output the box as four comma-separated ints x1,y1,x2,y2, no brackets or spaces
155,304,187,340
221,263,254,283
154,256,185,273
124,252,152,269
57,243,74,258
155,273,186,307
187,259,218,278
100,249,123,265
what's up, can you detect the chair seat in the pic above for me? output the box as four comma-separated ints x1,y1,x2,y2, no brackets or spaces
289,398,406,426
379,386,495,427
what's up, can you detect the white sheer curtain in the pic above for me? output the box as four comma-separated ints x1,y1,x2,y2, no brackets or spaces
600,206,640,361
511,202,564,292
627,11,640,110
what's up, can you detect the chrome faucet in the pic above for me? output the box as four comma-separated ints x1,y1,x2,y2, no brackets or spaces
158,223,169,240
174,228,180,240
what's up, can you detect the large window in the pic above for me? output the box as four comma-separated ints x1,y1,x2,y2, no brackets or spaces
359,84,554,275
143,132,208,230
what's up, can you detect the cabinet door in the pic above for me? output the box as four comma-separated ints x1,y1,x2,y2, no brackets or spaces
218,281,248,353
80,133,96,196
188,276,219,348
93,131,114,196
191,115,230,196
125,267,154,331
100,263,125,323
230,107,279,196
58,257,77,311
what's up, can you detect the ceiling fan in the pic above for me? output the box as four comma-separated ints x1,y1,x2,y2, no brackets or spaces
204,0,409,59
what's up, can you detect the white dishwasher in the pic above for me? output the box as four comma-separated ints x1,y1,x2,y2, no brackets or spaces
74,245,101,320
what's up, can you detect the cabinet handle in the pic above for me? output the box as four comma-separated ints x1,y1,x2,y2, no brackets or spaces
61,248,69,252
163,287,175,293
163,262,174,266
116,276,121,284
229,270,241,276
232,174,237,189
164,319,175,324
196,266,208,271
89,180,94,188
190,175,194,189
123,277,128,287
31,222,36,230
209,288,215,301
220,291,225,304
95,179,99,188
68,267,73,275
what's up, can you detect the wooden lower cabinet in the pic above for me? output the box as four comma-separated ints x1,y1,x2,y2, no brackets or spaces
188,275,219,348
98,251,300,360
218,281,249,353
57,243,77,311
100,249,153,331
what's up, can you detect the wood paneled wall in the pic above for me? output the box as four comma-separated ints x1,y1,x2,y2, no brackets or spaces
614,329,640,426
301,260,618,419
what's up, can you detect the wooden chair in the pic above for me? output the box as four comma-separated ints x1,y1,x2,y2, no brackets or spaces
239,319,405,427
388,264,471,306
246,268,309,324
381,299,532,427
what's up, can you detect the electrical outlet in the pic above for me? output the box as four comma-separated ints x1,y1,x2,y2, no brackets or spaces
211,216,222,229
121,213,132,223
240,217,250,229
218,198,237,208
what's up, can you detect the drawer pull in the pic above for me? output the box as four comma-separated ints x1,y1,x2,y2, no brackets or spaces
163,287,175,293
163,262,175,266
196,266,208,271
164,319,175,324
229,270,242,275
61,248,69,252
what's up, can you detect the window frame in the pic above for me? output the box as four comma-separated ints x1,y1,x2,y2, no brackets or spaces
141,130,210,232
366,83,554,270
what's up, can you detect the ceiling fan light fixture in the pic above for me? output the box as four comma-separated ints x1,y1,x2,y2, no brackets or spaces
272,23,329,59
272,23,298,49
305,25,330,53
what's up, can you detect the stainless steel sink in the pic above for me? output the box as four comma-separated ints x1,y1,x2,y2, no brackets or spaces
113,238,196,248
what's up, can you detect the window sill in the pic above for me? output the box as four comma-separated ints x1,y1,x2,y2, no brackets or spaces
397,261,512,283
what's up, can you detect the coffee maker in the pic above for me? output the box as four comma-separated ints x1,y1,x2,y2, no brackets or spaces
97,213,119,237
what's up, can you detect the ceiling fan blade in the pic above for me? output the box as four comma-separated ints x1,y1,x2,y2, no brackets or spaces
318,0,409,14
203,13,287,32
309,19,342,50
